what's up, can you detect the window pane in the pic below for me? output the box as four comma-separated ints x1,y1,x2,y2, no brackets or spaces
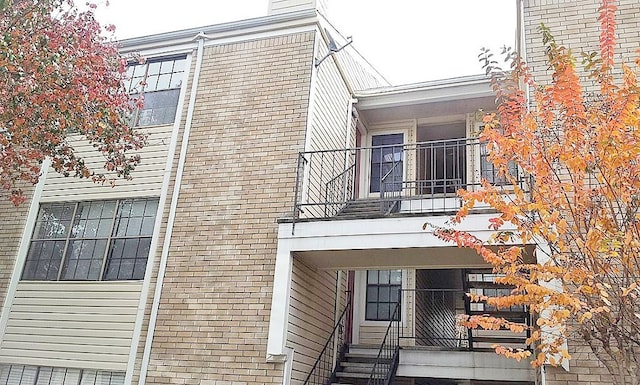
72,201,115,238
366,286,378,302
33,203,74,239
390,270,402,284
390,286,400,303
136,89,180,127
172,58,186,73
379,286,390,302
379,270,390,284
378,303,391,320
157,73,171,90
22,240,65,280
61,239,107,280
365,303,378,320
103,237,151,280
147,61,161,76
367,270,378,284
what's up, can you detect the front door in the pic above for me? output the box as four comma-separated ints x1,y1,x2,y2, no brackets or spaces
369,133,404,195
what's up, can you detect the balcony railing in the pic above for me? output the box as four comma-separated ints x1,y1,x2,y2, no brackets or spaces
292,138,525,222
402,289,531,351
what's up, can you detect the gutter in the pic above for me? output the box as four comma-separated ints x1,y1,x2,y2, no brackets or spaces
119,9,317,51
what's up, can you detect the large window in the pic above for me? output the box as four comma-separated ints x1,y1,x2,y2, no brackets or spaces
365,270,402,321
126,57,186,127
0,365,123,385
22,198,158,281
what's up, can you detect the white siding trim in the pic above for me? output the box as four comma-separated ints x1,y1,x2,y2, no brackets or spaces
0,159,50,347
266,239,294,361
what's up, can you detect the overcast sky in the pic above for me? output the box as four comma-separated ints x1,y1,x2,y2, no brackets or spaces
94,0,517,85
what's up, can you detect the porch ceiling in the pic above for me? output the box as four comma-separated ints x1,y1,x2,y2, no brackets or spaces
295,246,489,270
358,96,496,124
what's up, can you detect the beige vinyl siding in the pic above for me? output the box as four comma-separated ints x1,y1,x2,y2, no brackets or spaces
287,258,338,384
358,269,414,346
335,47,388,91
40,124,173,202
302,37,352,218
0,281,141,371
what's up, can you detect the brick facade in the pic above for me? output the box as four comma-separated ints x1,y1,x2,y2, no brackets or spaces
524,1,640,384
141,32,315,385
0,185,33,307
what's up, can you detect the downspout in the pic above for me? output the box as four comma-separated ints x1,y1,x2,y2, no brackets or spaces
137,33,206,385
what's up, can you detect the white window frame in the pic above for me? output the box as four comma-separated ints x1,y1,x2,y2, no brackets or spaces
362,129,409,199
352,270,409,344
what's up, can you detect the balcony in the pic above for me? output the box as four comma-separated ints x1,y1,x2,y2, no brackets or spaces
402,288,530,351
292,138,524,222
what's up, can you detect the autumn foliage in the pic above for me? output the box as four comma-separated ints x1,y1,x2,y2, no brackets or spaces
0,0,145,205
435,1,640,384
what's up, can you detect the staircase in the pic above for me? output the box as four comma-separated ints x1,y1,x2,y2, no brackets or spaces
336,199,399,219
331,345,385,385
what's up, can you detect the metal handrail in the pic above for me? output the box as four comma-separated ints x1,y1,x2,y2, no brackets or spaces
302,296,352,385
366,301,401,385
324,162,356,217
380,159,403,214
291,137,528,222
401,288,530,350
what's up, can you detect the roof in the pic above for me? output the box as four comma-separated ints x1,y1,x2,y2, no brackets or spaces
355,74,494,110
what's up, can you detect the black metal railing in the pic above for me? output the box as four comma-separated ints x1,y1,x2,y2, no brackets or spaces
302,296,351,385
292,138,526,223
366,301,401,385
403,289,530,351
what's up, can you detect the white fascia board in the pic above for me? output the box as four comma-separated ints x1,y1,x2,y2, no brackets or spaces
119,10,318,55
280,214,520,252
355,76,494,110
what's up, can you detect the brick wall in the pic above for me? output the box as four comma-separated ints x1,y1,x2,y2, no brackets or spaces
0,185,33,307
142,32,315,385
524,1,640,384
524,0,640,86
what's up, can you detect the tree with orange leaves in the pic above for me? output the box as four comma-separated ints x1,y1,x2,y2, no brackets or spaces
0,0,145,205
434,1,639,384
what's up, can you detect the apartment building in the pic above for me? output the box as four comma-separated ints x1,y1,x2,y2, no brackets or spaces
0,0,636,385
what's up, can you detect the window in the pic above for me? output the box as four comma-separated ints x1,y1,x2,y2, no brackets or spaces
365,270,402,321
126,57,186,127
0,365,124,385
467,271,525,314
479,133,518,186
22,198,158,281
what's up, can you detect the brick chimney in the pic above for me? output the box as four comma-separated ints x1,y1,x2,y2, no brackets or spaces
267,0,328,15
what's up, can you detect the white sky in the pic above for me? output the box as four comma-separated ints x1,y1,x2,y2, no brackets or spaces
94,0,517,85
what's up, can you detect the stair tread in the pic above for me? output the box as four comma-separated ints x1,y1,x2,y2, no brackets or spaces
341,362,375,367
336,371,384,379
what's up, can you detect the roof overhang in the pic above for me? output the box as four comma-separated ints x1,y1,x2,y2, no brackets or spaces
118,9,319,54
355,74,494,110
